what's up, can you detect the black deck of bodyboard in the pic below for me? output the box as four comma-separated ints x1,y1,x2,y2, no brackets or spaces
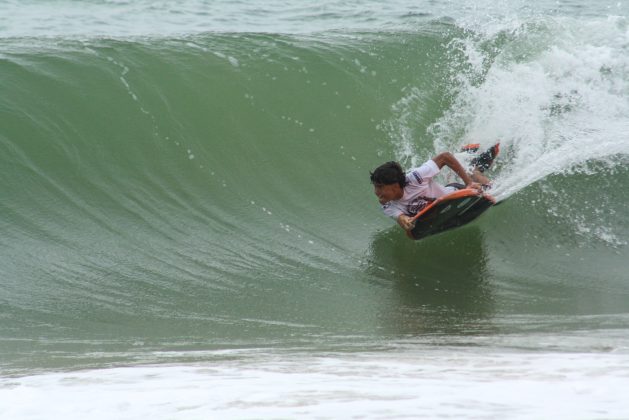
410,189,496,240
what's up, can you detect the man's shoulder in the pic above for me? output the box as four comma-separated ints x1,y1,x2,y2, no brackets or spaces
407,160,439,183
406,170,423,185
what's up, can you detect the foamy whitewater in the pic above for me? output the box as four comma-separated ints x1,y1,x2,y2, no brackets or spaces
4,348,629,419
1,0,628,418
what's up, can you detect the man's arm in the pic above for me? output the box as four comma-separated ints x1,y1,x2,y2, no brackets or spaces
432,152,479,189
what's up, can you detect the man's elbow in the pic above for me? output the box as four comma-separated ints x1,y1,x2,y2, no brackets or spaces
432,152,454,168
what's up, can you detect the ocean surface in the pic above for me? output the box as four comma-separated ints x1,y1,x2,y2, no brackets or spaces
1,0,629,418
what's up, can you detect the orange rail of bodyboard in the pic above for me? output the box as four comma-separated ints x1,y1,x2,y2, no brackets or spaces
460,143,481,151
411,188,497,221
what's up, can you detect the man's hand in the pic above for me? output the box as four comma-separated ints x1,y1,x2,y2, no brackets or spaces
465,181,482,191
397,214,416,231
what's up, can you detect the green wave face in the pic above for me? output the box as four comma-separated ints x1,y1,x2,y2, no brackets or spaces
1,14,628,373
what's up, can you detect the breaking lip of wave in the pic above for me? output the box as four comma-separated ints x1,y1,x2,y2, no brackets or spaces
388,15,629,192
374,14,629,247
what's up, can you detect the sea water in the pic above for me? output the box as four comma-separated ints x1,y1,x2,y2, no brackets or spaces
1,0,628,418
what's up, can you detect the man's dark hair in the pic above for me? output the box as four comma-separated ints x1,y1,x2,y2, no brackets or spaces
370,161,407,188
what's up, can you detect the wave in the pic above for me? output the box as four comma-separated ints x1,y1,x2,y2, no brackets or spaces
1,16,628,373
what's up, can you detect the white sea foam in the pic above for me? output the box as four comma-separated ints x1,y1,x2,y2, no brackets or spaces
407,15,629,247
428,16,629,201
2,348,628,419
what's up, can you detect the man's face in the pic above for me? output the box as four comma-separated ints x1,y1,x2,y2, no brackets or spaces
373,183,403,204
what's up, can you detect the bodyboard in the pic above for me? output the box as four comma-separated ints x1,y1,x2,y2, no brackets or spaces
410,189,496,240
